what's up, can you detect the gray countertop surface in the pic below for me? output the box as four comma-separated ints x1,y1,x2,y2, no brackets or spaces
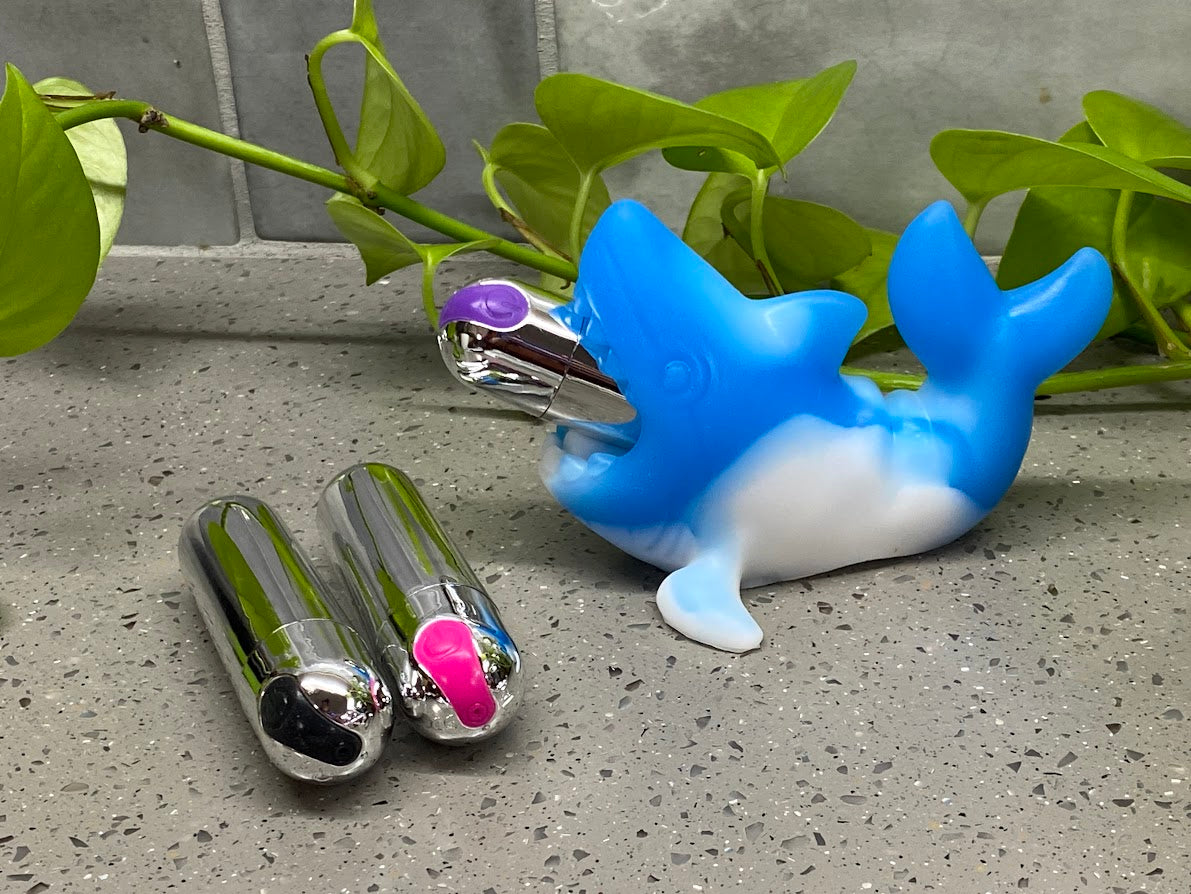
1,255,1188,894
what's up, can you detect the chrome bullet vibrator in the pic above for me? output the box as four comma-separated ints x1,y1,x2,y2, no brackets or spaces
179,496,394,782
318,463,523,744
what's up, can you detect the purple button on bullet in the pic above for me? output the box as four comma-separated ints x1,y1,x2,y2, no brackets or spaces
439,281,531,331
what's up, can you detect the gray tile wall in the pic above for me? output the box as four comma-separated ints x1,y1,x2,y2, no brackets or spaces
0,0,239,246
2,0,1188,250
218,0,540,242
552,0,1191,251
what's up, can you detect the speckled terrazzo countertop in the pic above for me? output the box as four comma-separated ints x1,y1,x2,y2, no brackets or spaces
1,253,1189,894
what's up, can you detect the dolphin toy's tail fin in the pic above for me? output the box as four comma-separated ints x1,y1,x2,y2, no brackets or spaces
886,201,1113,394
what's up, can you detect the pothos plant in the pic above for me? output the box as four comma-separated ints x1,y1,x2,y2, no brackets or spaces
3,0,1191,398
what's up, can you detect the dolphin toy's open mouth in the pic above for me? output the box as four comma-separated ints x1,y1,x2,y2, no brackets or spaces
541,418,634,485
436,279,639,477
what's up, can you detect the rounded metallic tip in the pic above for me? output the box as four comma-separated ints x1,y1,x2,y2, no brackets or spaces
257,661,393,783
388,621,524,745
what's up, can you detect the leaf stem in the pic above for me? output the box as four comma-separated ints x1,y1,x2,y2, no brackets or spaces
53,99,577,281
750,171,782,296
478,150,567,259
1111,190,1191,360
1172,297,1191,333
841,359,1191,395
306,30,366,183
568,169,596,263
420,260,439,330
962,198,988,239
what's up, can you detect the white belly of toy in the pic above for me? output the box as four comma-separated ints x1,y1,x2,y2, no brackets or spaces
713,416,982,585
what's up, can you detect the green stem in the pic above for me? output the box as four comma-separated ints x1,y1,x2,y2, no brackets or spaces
1037,360,1191,395
54,100,577,281
838,367,923,391
750,170,782,296
962,198,988,239
420,260,439,329
1112,190,1191,360
568,169,596,263
480,156,565,259
1172,297,1191,334
840,360,1191,395
306,30,365,182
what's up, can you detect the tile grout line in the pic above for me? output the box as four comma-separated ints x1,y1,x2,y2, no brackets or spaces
535,0,561,78
199,0,258,244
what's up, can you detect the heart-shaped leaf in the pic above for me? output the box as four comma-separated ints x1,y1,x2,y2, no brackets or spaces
535,73,781,175
1118,197,1191,311
0,64,100,356
682,172,748,252
349,0,381,45
35,76,126,263
996,121,1191,342
663,60,856,175
348,1,444,194
931,129,1191,207
681,172,768,295
483,123,611,256
831,228,898,343
724,194,872,288
327,192,496,324
997,122,1130,339
326,193,422,284
1083,90,1191,169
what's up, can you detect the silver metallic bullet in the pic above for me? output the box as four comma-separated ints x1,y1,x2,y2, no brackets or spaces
437,278,635,449
318,463,523,744
179,496,394,782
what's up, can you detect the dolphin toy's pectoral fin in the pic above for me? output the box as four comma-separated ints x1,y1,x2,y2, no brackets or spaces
655,549,762,653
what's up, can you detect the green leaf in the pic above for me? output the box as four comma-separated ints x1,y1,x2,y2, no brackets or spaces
682,172,749,252
349,0,381,45
681,172,767,295
996,121,1129,338
537,273,574,300
702,238,770,296
347,2,445,195
663,60,856,175
325,193,422,284
535,73,781,175
724,194,872,288
1083,90,1191,169
34,76,126,262
0,64,100,356
930,129,1191,207
994,121,1191,342
484,123,611,255
327,191,498,323
831,228,898,343
1118,197,1191,311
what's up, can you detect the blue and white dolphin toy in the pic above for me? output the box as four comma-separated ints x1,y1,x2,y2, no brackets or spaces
439,199,1113,652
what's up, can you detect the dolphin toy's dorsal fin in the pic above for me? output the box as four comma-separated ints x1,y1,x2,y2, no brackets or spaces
752,290,867,372
887,201,1113,394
